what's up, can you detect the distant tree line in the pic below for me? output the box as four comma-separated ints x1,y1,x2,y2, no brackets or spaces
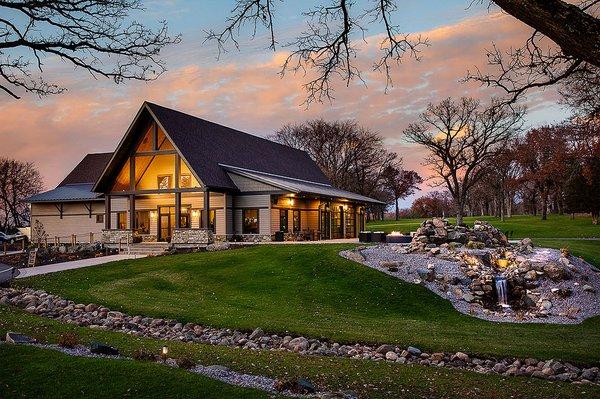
270,120,422,220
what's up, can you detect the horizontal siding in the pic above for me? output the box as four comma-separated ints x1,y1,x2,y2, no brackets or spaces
232,194,271,208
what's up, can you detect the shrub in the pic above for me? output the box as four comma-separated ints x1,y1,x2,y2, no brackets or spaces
175,355,196,369
132,348,158,362
58,332,79,348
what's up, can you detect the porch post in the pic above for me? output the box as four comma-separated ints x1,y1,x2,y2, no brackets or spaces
105,195,111,229
129,194,135,231
175,192,181,228
203,188,210,228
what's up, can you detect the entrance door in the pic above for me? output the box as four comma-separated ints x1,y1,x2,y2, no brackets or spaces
158,206,175,242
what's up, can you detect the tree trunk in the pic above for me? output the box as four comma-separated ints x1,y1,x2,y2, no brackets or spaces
541,192,548,221
395,197,399,221
493,0,600,68
592,211,598,225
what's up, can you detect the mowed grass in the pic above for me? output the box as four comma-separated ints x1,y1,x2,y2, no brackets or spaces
367,214,600,238
536,239,600,269
0,344,271,399
19,245,600,364
1,306,598,399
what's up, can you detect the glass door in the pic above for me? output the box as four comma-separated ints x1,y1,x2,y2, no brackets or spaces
158,206,173,242
320,210,331,239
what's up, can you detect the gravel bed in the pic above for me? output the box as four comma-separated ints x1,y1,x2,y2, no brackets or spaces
344,245,600,324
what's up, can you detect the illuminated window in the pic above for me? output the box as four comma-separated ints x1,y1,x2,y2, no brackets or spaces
157,175,171,190
200,209,216,232
242,209,259,234
180,174,191,188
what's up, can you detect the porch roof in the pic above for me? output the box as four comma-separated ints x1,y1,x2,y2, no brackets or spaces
26,184,102,203
223,165,385,204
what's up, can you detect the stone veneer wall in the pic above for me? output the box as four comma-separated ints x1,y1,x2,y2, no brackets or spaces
171,228,214,246
214,234,272,243
101,229,133,244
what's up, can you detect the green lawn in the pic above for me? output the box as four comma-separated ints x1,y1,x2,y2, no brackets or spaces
2,306,598,399
538,239,600,268
367,214,600,238
0,344,271,399
18,245,600,364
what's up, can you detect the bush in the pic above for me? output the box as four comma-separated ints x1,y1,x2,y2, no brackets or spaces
132,348,158,362
175,355,196,369
58,332,79,348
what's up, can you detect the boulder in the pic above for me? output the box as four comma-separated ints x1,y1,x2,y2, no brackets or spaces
376,344,395,354
289,337,309,352
543,263,569,281
407,346,422,356
249,327,264,340
385,351,398,361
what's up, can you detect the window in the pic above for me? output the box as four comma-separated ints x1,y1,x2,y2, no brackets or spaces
96,214,104,224
157,175,171,190
180,174,191,188
242,209,259,234
279,209,288,233
136,211,150,234
345,207,356,238
117,212,127,230
200,209,216,232
293,210,301,233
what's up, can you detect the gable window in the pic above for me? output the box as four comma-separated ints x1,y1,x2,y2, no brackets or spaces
157,175,171,190
242,209,259,234
180,174,191,188
279,209,288,233
293,210,301,233
200,209,216,232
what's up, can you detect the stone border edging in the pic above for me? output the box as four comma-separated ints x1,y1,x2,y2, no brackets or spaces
1,287,598,385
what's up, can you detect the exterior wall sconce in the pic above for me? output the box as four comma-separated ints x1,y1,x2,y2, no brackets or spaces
191,210,199,218
150,211,157,218
343,204,348,211
288,198,295,206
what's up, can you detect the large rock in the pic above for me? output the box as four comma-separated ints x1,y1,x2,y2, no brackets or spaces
543,263,569,281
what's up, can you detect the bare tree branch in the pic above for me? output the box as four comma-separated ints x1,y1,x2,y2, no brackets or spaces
0,0,181,99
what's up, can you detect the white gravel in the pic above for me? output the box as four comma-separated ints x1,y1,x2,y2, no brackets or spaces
342,245,600,324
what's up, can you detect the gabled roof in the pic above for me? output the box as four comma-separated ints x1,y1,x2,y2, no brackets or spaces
145,102,331,190
59,153,112,187
27,153,112,203
26,183,102,203
94,102,331,192
223,165,385,204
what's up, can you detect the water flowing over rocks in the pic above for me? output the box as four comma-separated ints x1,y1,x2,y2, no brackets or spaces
342,242,600,324
1,287,598,385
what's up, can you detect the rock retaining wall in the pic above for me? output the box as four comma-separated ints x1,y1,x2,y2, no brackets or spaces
101,229,133,244
1,287,598,385
171,228,214,246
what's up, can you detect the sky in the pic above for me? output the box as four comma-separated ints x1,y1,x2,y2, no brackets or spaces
0,0,572,207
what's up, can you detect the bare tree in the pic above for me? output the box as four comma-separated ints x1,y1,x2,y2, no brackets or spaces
467,1,599,111
403,97,524,225
0,0,181,99
206,0,599,105
0,158,43,230
382,166,422,220
270,119,398,201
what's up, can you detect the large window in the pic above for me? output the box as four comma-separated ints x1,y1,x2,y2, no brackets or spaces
117,211,127,230
136,211,150,234
242,209,259,234
293,210,301,233
200,209,216,232
345,207,356,238
279,209,288,233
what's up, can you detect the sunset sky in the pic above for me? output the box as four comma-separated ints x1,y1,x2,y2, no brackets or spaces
0,0,571,207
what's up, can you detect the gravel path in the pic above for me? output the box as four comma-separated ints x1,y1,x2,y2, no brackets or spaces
343,245,600,324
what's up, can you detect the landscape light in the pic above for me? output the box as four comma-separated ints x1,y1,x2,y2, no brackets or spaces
161,345,169,357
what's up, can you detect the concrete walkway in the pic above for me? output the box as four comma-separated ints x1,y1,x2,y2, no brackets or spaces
17,254,144,278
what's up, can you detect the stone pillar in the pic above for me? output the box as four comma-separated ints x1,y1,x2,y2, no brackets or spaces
105,195,111,229
175,192,181,228
203,189,210,229
129,194,135,231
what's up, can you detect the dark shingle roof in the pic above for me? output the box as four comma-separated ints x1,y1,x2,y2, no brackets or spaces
26,183,102,203
145,102,330,190
59,153,112,186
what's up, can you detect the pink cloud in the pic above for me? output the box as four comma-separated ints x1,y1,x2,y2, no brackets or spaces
0,11,565,201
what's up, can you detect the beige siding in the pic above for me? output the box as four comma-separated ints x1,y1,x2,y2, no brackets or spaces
31,202,105,242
